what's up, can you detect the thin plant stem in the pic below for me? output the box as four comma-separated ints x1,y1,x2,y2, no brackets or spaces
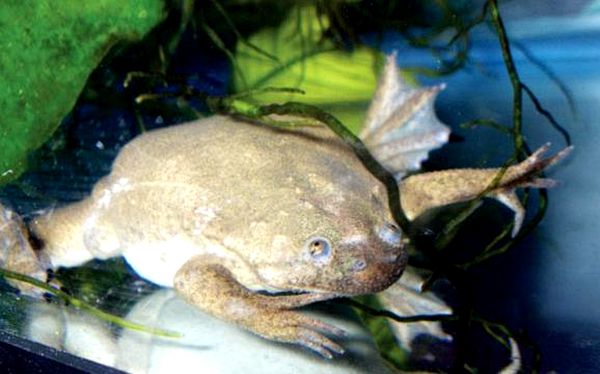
489,0,525,159
0,268,182,338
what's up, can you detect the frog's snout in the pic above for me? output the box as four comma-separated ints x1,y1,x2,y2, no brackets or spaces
348,247,407,294
378,222,403,248
343,226,407,294
377,222,404,263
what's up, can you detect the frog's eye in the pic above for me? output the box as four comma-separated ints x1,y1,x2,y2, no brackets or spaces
306,236,332,264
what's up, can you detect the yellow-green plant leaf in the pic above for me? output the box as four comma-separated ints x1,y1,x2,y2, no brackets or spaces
233,5,382,133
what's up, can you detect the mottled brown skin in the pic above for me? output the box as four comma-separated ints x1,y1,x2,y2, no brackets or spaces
400,144,570,236
0,116,566,358
21,116,410,358
174,256,349,357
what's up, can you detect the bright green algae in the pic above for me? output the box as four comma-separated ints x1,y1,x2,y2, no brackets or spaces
0,0,165,185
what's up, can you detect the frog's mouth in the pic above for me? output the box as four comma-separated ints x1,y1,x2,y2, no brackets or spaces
254,289,345,308
338,247,408,296
258,251,407,297
257,289,338,298
248,281,339,297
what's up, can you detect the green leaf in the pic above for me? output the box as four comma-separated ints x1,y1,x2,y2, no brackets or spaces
0,0,166,185
232,5,382,134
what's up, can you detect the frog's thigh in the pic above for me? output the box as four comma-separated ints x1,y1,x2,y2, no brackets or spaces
30,178,124,268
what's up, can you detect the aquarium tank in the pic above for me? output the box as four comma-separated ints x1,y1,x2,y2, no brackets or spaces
0,1,598,373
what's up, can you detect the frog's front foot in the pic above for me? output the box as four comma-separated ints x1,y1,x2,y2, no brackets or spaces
401,144,572,236
174,256,346,358
502,143,572,188
0,203,53,296
489,144,572,236
244,307,346,359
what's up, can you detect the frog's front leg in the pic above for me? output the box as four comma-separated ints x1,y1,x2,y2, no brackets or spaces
174,255,346,358
400,144,571,235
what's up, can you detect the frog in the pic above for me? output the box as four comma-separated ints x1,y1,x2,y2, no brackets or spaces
0,54,569,358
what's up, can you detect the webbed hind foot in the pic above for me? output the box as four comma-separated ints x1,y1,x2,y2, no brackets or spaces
0,203,53,296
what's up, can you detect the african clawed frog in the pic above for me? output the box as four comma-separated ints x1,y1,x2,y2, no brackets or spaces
0,55,570,358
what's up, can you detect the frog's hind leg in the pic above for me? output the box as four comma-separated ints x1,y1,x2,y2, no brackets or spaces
359,53,450,180
29,176,122,269
0,198,113,296
1,177,122,296
0,202,51,296
29,199,100,268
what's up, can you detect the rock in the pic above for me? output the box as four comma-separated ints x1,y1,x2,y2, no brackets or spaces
25,290,393,373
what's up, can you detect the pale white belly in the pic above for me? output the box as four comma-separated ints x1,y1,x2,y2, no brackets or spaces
123,236,216,287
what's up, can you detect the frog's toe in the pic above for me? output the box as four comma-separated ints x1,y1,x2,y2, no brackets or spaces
264,311,346,358
489,189,525,237
515,143,573,177
297,329,345,359
492,145,572,236
296,313,347,337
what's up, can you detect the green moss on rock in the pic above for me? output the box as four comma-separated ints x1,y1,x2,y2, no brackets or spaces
0,0,165,185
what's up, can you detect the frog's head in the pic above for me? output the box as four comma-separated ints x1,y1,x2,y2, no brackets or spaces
293,221,408,296
254,185,408,296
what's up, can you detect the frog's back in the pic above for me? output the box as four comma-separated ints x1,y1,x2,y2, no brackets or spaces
106,115,379,237
32,115,384,287
112,115,353,189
